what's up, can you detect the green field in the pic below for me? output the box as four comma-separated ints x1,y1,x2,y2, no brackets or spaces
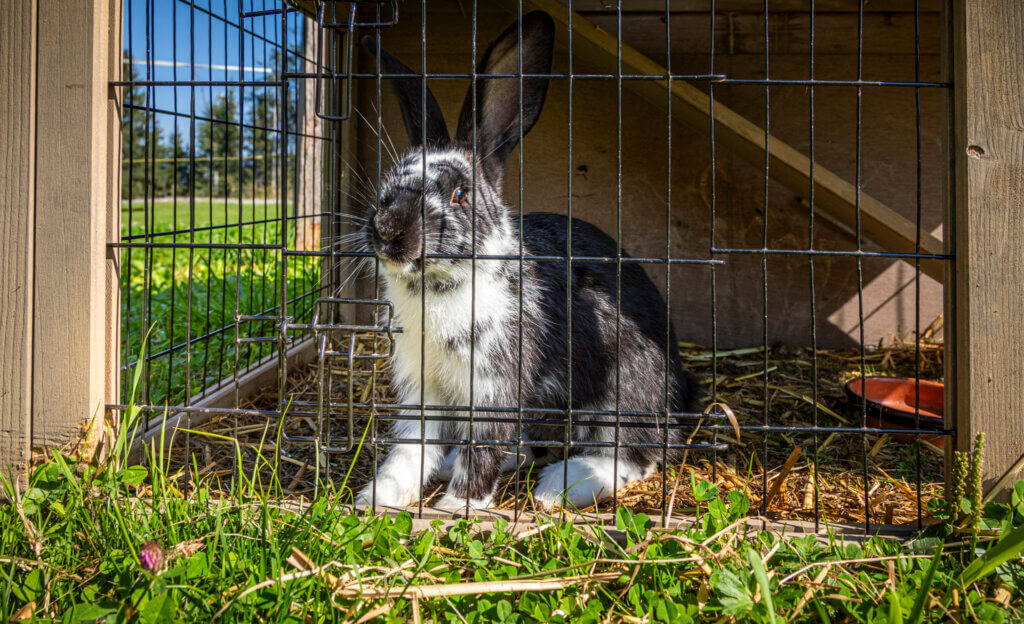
120,199,319,406
122,199,285,238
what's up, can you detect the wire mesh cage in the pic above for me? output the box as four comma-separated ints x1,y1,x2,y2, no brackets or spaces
116,0,952,533
119,1,316,404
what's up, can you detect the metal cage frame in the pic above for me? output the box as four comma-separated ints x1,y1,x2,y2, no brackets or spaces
98,0,987,535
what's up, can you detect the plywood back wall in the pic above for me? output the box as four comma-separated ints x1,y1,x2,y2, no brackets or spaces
352,4,944,349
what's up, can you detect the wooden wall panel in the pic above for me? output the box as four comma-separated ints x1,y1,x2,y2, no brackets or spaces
31,2,119,456
0,1,37,485
953,0,1024,496
370,10,942,65
301,0,941,18
353,7,944,348
105,0,123,418
568,0,938,12
585,12,941,58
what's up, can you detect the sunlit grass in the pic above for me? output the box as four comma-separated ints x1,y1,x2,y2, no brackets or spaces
120,199,320,406
122,199,284,238
1,420,1020,623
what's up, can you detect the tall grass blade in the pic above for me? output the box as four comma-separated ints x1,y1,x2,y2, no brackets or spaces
746,547,777,624
114,324,155,469
887,588,904,624
907,545,942,624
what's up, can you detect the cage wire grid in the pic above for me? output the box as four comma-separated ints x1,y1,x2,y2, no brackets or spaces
111,0,953,533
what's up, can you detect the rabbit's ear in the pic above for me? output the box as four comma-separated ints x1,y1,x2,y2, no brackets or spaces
362,36,450,148
454,11,555,187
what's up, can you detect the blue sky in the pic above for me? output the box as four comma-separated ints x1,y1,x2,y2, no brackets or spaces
123,0,304,135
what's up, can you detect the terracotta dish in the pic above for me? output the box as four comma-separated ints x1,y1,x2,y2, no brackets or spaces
843,376,945,447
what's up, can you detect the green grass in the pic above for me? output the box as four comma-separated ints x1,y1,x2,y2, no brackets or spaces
122,199,283,236
120,199,320,406
1,421,1022,622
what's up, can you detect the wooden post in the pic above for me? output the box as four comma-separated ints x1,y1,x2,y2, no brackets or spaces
297,14,323,252
952,0,1024,498
0,2,38,485
104,0,123,446
0,0,121,481
941,0,957,498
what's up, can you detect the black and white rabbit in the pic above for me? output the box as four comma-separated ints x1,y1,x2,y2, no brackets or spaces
354,11,700,510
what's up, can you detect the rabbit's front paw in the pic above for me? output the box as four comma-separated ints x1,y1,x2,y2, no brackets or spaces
354,477,419,508
433,492,493,510
532,458,604,509
532,456,655,509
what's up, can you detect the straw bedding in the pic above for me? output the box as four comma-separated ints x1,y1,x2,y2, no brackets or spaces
168,318,945,526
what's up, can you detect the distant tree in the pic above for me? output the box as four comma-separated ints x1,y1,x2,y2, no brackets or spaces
245,47,301,196
121,24,306,203
196,90,243,197
121,51,179,199
170,130,192,197
247,85,277,193
122,52,160,199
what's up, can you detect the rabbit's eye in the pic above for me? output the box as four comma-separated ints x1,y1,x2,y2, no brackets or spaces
450,187,469,207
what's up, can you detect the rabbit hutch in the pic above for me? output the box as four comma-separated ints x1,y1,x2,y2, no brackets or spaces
2,0,1023,534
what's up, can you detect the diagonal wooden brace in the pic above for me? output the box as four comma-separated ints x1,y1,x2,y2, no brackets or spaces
505,0,946,282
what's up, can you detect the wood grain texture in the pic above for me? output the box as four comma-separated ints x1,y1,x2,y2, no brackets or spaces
297,15,323,252
296,0,939,18
106,0,123,419
127,339,317,465
337,31,360,308
568,0,938,12
32,2,116,452
508,0,945,281
953,0,1024,496
0,1,36,485
586,11,941,57
378,11,942,66
941,0,956,494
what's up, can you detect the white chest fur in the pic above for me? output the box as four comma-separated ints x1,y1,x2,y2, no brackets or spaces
383,261,516,407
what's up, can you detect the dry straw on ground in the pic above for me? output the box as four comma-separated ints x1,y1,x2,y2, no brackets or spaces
167,318,945,526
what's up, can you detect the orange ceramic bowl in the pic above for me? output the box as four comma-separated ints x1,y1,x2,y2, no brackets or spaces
843,377,945,447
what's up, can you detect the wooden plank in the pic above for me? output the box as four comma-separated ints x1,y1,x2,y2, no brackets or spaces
952,0,1024,499
586,11,941,57
299,1,938,20
292,0,316,20
567,0,939,12
32,2,119,454
0,1,37,486
297,15,323,252
102,0,124,463
292,1,510,20
266,500,918,539
507,0,945,282
337,30,361,304
377,12,942,60
940,0,956,497
355,8,945,347
128,338,318,464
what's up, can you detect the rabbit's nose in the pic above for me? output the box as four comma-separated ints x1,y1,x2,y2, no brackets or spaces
373,213,397,242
